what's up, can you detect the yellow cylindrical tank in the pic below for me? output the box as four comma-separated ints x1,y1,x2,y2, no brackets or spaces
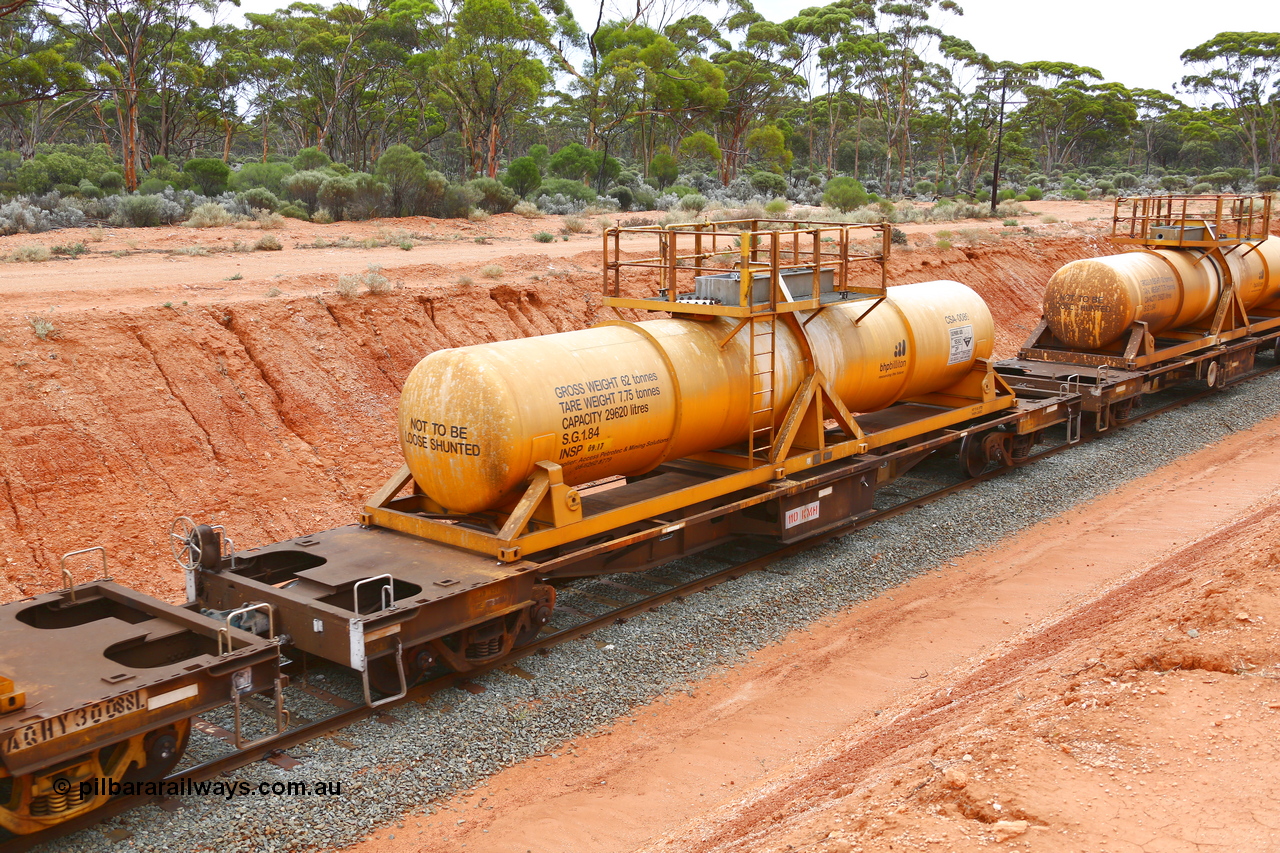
399,279,994,513
1042,236,1280,350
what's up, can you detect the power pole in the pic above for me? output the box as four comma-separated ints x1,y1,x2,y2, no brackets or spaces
989,74,1009,217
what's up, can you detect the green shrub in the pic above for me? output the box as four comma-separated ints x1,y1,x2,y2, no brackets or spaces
254,234,282,251
764,197,789,215
231,162,295,196
51,241,87,257
316,176,356,219
823,177,870,212
15,160,52,194
1113,172,1139,189
77,178,102,199
438,182,482,218
632,188,657,210
649,149,678,189
533,231,555,243
1025,186,1043,201
281,170,329,210
375,145,442,216
935,238,952,250
1014,194,1030,202
467,177,517,213
183,158,231,196
535,178,597,203
679,193,707,213
1160,175,1188,191
914,179,936,196
750,171,788,197
98,171,125,193
292,147,332,171
138,178,170,195
548,143,594,181
113,194,162,227
667,184,697,199
278,204,309,220
1069,189,1089,200
890,227,907,246
1255,175,1280,192
240,187,282,211
998,188,1015,201
609,186,633,211
502,156,542,197
1190,182,1213,194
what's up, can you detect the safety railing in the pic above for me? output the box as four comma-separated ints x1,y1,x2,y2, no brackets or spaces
1112,194,1272,248
602,219,889,317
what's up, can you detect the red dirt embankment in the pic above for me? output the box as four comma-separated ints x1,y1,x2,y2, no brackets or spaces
0,234,1106,603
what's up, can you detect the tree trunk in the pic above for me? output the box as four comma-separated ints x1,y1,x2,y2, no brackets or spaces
487,118,499,178
222,119,234,162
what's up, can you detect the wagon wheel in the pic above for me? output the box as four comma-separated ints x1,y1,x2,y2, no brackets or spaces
514,584,556,647
958,432,989,479
122,721,191,784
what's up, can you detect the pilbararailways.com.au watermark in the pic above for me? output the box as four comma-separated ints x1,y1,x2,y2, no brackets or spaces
56,777,343,801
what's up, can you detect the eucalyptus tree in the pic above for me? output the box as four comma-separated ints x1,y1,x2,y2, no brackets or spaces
429,0,555,177
0,2,89,157
46,0,221,188
861,0,962,193
784,0,874,176
243,1,425,166
709,1,803,183
1128,88,1183,175
1180,32,1280,177
1017,62,1137,173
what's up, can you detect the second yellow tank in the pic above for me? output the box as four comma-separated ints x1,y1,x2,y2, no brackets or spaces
1042,235,1280,350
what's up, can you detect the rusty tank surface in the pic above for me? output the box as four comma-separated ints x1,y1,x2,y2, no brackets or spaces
1041,234,1280,350
398,279,994,514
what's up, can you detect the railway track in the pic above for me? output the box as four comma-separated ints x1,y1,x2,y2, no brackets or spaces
8,355,1273,853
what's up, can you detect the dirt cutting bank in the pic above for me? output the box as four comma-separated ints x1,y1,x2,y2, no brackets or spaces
0,234,1110,602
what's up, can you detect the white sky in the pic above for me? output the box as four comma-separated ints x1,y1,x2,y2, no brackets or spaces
230,0,1280,96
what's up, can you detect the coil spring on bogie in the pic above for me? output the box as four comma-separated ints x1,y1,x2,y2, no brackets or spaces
30,781,85,815
465,636,503,659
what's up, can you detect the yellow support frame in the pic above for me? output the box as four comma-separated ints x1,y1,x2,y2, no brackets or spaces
362,361,1016,561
